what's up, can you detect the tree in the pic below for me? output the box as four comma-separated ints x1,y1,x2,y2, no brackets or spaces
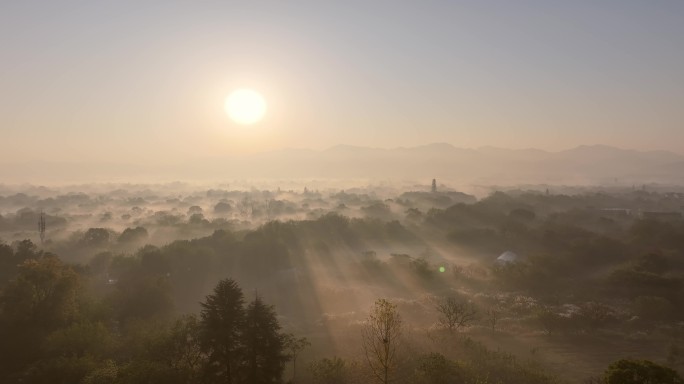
435,297,477,333
485,308,500,332
118,227,149,244
242,296,287,384
14,239,41,260
199,279,245,384
603,359,683,384
214,202,233,214
431,179,437,193
362,299,402,384
44,320,117,359
0,242,17,284
162,315,204,382
413,353,463,384
309,357,347,384
81,360,118,384
0,255,81,379
0,255,80,327
82,228,110,247
284,334,310,383
509,208,536,222
111,274,174,322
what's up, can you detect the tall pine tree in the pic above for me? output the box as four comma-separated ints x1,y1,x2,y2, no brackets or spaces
242,296,287,384
199,279,245,384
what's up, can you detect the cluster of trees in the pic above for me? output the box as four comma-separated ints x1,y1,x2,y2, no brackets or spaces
593,359,683,384
327,298,682,384
198,278,290,383
304,297,548,384
1,238,682,383
0,248,296,384
2,186,684,382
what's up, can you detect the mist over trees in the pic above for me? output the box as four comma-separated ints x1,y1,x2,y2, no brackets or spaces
1,182,683,383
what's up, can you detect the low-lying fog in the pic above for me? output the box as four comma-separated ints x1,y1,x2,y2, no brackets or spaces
1,180,683,383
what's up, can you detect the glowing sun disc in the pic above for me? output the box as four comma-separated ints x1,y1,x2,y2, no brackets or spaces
224,89,267,125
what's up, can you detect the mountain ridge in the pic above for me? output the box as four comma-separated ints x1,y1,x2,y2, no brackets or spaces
1,144,682,184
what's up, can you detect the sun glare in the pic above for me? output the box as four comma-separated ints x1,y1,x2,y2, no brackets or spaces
224,89,267,125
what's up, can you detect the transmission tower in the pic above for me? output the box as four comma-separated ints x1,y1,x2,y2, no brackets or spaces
38,211,46,244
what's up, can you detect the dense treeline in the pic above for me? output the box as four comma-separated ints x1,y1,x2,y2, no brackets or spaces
0,256,289,383
1,188,684,383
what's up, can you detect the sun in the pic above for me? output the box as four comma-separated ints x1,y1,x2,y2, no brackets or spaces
224,89,267,125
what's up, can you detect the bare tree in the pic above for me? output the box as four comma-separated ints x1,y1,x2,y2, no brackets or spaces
284,334,311,383
435,297,477,333
362,299,402,384
485,308,499,332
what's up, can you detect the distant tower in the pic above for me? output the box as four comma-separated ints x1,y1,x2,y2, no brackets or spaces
38,211,46,244
431,179,437,193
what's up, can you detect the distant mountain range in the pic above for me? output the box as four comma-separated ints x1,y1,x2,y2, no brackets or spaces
2,144,684,184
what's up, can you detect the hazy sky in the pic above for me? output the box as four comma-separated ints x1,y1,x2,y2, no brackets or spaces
2,1,683,163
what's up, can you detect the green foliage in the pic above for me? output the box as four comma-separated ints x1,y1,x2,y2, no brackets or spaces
88,252,114,275
284,334,311,382
361,201,391,218
509,208,536,222
447,228,499,248
81,360,118,384
110,275,174,321
199,278,245,383
630,220,684,250
0,254,90,381
389,254,435,281
117,227,148,244
81,228,111,247
120,315,203,383
603,359,683,384
0,255,81,327
164,315,203,380
608,267,682,300
242,296,288,383
309,357,347,384
117,359,181,384
491,261,552,292
413,353,464,384
460,338,556,384
15,239,42,260
23,355,101,384
4,189,684,384
214,201,233,213
44,321,118,358
542,225,628,268
198,279,288,383
0,242,17,284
